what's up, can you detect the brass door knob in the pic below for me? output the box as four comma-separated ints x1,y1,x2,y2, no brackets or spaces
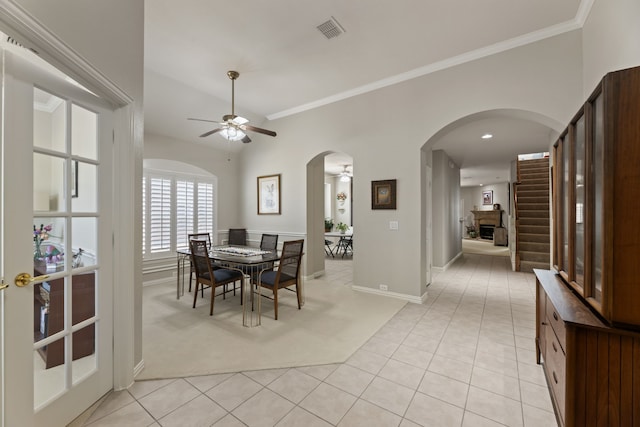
14,272,50,287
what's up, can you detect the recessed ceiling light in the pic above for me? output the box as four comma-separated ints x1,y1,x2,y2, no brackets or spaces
481,133,493,140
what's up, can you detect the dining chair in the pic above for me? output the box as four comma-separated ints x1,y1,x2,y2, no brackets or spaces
255,239,304,320
260,233,278,251
190,239,243,315
324,239,335,257
335,235,353,258
228,228,247,246
188,232,212,293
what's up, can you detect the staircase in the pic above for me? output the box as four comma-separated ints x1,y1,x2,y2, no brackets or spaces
515,158,550,272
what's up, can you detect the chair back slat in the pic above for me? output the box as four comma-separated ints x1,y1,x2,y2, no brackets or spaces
228,228,247,246
260,234,279,251
188,232,211,249
278,240,304,278
190,239,212,282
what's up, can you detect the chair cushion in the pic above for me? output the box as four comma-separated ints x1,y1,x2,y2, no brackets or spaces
213,268,243,283
259,270,295,287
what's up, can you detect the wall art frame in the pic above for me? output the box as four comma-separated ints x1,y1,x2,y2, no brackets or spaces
257,174,281,215
482,190,493,205
371,179,396,210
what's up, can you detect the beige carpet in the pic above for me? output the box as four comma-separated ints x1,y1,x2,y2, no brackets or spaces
139,275,406,380
462,238,509,256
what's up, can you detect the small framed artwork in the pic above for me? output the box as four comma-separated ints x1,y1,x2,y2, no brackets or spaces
71,160,78,198
371,179,396,210
482,190,493,205
257,174,281,215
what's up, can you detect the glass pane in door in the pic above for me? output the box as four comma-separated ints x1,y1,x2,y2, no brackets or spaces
71,217,97,269
33,153,66,213
71,103,97,160
33,88,65,153
71,161,97,212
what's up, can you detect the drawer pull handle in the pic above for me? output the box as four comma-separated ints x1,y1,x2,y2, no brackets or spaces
553,312,558,321
552,342,558,352
541,322,547,326
553,371,558,384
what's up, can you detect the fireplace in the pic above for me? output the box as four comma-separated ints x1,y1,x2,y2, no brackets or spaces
471,210,503,241
479,224,495,240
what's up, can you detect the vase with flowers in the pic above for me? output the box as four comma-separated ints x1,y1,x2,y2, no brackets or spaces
33,223,52,260
336,191,347,207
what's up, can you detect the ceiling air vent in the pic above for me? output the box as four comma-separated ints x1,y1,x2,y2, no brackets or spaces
317,16,345,40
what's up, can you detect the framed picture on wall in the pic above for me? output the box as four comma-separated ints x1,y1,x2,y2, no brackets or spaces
482,190,493,205
371,179,396,210
257,174,281,214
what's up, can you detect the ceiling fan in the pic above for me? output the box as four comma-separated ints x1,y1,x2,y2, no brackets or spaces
338,165,352,182
188,70,277,144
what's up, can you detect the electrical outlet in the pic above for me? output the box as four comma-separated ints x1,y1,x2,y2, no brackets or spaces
379,284,388,291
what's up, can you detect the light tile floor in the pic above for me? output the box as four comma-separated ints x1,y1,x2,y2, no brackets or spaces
79,253,558,427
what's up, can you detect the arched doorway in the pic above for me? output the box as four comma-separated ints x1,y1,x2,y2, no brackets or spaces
420,109,563,279
305,151,353,278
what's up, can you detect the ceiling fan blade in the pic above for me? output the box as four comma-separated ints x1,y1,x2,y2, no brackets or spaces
188,117,221,124
199,128,224,138
241,135,252,144
243,124,277,137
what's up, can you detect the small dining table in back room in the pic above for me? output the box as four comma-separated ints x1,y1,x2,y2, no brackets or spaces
176,245,283,326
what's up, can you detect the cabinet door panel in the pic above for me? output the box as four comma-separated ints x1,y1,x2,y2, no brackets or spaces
574,114,586,289
592,93,604,304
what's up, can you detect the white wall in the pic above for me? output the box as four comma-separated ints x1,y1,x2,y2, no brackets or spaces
583,0,640,96
432,150,462,267
239,31,583,299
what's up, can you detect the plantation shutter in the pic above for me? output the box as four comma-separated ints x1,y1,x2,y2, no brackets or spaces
149,177,172,253
176,180,195,250
197,182,214,237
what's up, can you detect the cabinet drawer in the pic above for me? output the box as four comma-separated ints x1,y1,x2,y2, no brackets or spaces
545,327,566,423
546,296,566,350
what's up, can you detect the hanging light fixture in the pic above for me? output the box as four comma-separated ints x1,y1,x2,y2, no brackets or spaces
339,165,351,182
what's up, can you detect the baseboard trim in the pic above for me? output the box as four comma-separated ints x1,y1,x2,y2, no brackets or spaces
432,251,463,272
143,277,174,287
352,285,423,304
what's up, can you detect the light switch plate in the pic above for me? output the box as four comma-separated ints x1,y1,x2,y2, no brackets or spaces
389,221,399,230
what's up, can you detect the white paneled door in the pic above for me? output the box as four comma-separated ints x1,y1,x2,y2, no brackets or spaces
0,48,114,426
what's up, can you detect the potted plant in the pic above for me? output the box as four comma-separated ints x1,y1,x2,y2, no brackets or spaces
466,224,478,239
324,218,334,232
336,222,349,234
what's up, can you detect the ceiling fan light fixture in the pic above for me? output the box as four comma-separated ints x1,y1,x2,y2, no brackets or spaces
220,127,246,141
340,173,351,182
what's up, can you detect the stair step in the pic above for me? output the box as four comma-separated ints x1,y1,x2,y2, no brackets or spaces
520,251,550,263
519,225,550,234
517,190,548,198
519,217,549,226
519,241,550,252
518,233,549,243
521,172,549,180
518,210,549,218
519,260,551,273
517,184,549,191
518,203,549,211
519,178,549,186
518,196,548,204
519,158,549,167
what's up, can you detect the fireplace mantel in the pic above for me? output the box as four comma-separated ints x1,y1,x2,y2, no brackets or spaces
471,210,503,228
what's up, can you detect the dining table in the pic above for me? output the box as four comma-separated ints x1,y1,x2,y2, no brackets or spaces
176,245,284,327
324,231,353,258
